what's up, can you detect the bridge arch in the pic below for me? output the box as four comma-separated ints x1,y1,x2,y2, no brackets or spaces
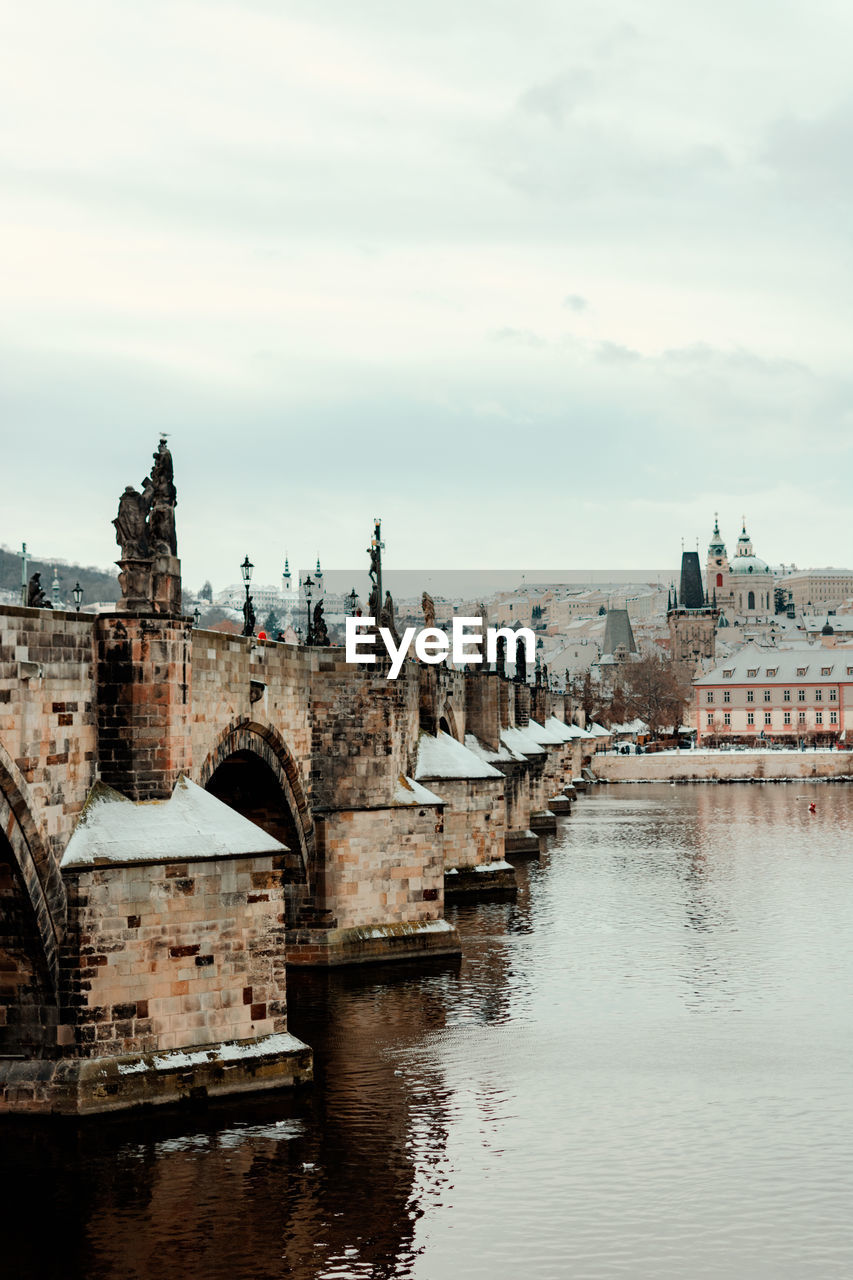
0,755,62,1056
437,700,461,742
197,721,316,903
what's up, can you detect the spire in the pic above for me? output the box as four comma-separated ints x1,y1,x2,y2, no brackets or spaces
708,511,726,556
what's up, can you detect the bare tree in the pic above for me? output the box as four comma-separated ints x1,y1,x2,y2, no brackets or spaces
623,653,692,739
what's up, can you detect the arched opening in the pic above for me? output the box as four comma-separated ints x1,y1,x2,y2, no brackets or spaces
748,590,755,611
206,750,303,858
204,747,313,927
0,829,56,1058
716,573,723,588
438,702,461,741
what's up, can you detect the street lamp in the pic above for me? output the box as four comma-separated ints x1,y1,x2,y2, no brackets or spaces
240,554,255,637
303,574,315,645
348,588,359,616
72,582,83,613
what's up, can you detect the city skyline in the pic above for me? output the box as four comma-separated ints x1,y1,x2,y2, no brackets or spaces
2,2,852,585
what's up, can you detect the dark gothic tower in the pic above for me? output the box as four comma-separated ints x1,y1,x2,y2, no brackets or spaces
668,547,720,668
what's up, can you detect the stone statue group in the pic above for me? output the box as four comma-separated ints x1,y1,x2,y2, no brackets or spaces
113,438,178,561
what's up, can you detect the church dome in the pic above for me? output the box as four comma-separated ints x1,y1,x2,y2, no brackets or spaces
729,519,769,574
729,554,770,575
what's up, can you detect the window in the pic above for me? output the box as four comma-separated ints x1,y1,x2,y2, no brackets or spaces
764,711,772,726
816,711,823,725
784,711,791,725
706,691,714,703
716,573,723,588
798,689,806,702
766,668,777,677
748,591,755,610
747,690,754,702
707,713,714,727
747,668,758,677
815,688,822,702
783,689,791,702
747,711,754,725
821,667,833,677
798,710,806,725
797,667,808,677
723,669,733,678
723,690,731,703
830,710,838,725
764,689,771,702
830,688,838,701
846,667,853,676
723,712,731,725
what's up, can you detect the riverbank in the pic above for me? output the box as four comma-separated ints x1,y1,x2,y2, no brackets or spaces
593,748,853,783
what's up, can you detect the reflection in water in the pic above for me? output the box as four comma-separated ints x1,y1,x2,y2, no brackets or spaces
3,784,853,1279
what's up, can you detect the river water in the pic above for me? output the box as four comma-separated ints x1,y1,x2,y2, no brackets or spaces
4,783,853,1280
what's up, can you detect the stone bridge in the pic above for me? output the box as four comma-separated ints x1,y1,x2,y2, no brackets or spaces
0,455,586,1113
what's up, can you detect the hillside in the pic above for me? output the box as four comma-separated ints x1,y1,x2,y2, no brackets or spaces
0,545,120,606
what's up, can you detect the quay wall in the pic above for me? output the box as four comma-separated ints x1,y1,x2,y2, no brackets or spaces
594,750,853,783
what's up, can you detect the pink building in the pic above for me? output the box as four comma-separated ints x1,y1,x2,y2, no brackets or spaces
694,644,853,746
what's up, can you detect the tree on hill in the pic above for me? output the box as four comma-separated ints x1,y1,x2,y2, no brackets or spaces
198,580,213,603
0,547,120,604
262,608,281,635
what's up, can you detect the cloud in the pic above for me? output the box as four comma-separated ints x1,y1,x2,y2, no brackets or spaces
517,69,593,129
563,294,588,312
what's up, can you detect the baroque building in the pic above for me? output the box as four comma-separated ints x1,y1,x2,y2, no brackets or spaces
705,516,773,618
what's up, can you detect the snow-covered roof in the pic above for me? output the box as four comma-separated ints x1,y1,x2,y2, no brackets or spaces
415,731,503,780
500,726,548,757
463,733,520,765
61,775,286,868
392,774,445,806
525,717,568,746
543,715,580,743
608,718,649,735
694,643,853,686
587,722,612,737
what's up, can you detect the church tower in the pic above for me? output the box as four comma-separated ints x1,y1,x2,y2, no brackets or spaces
705,513,731,611
669,548,719,669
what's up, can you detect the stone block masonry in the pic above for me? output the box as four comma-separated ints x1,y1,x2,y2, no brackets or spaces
97,614,192,801
289,802,461,965
0,849,312,1114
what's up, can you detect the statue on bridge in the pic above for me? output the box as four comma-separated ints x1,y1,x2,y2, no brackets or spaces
27,573,52,609
312,600,330,646
242,593,256,637
147,438,178,556
114,486,149,560
379,591,400,646
113,439,182,615
421,591,435,630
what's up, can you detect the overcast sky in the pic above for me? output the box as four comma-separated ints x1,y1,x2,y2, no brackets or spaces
2,0,851,590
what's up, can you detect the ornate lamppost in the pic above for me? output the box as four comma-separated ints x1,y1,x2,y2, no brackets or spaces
303,573,315,645
72,582,83,613
241,555,255,637
348,588,359,616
